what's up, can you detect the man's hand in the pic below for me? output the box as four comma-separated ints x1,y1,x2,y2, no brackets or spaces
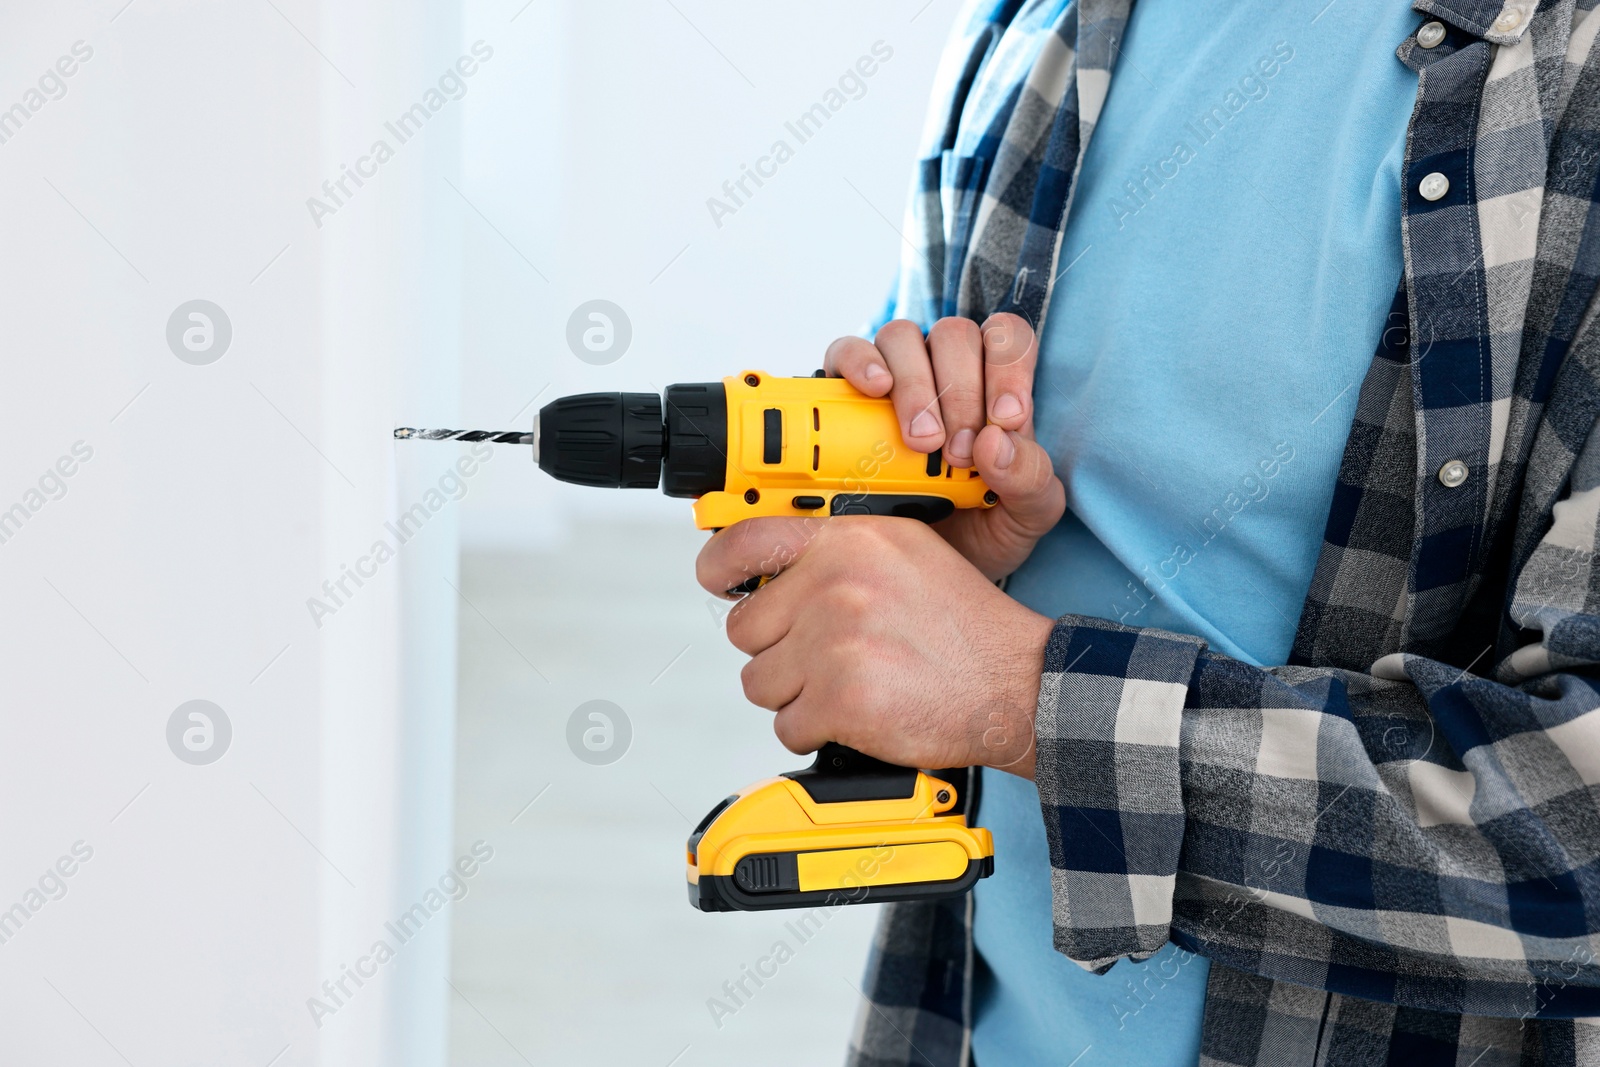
698,515,1051,778
824,313,1065,581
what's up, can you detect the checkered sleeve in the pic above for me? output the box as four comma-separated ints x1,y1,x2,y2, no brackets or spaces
1033,617,1207,968
1038,615,1600,1016
1035,418,1600,1016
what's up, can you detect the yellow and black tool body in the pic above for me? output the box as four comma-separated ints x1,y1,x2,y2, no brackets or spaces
529,370,997,529
396,370,998,912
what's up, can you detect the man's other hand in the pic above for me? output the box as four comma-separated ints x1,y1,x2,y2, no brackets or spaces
823,313,1066,581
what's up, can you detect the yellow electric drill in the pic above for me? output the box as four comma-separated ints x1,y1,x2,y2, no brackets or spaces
396,370,996,912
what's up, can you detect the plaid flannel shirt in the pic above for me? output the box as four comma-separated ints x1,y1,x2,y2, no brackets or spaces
848,0,1600,1064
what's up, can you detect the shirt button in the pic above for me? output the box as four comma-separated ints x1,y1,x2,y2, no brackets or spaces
1419,172,1450,201
1494,8,1523,31
1417,21,1447,47
1438,459,1469,487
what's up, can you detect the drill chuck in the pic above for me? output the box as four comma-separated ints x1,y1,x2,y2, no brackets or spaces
531,384,727,496
531,391,663,489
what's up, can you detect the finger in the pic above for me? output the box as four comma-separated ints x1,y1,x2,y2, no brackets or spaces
823,335,892,397
772,699,830,755
979,312,1039,438
723,565,810,655
875,319,943,452
695,516,822,598
926,317,985,467
971,426,1066,542
739,645,804,711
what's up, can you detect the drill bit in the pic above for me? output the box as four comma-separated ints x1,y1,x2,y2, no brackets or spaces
394,425,539,458
394,427,535,443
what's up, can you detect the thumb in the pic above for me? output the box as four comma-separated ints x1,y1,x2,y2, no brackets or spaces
971,425,1065,542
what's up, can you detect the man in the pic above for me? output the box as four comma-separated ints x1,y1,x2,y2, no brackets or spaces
696,0,1600,1063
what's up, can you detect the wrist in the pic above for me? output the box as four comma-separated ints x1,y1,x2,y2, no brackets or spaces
975,607,1052,779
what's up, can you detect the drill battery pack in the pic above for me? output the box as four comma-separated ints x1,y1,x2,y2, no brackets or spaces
687,744,994,912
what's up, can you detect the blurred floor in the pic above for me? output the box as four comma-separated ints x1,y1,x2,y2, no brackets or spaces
449,521,876,1066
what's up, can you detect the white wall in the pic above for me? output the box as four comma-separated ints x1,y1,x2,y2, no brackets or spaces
319,4,464,1065
0,1,461,1064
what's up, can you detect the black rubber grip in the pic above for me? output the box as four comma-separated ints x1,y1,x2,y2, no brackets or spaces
535,392,662,489
662,382,727,498
830,494,955,523
782,743,918,803
734,853,800,893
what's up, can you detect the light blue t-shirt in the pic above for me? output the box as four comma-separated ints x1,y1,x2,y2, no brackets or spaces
970,1,1419,1064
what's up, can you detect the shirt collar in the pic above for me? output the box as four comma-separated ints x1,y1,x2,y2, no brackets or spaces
1412,0,1534,45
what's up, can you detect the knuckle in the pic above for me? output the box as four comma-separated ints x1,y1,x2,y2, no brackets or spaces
980,312,1037,367
828,583,871,627
816,516,852,550
739,660,767,705
1035,485,1067,527
875,318,923,347
928,316,981,352
720,520,754,559
835,517,888,555
825,334,872,370
875,515,917,548
938,383,984,419
979,311,1027,336
724,603,753,649
694,555,722,595
772,712,808,754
